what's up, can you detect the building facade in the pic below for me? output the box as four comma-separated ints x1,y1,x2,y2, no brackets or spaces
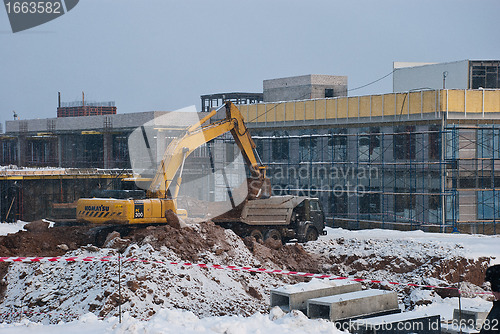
393,60,500,92
240,89,500,234
263,74,348,102
2,87,500,234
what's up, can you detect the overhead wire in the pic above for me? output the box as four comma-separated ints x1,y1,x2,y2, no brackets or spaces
245,69,396,123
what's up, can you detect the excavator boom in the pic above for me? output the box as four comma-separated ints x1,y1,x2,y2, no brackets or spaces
148,102,267,201
77,102,269,224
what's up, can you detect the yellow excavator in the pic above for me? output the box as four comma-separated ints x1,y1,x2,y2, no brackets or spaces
76,102,325,243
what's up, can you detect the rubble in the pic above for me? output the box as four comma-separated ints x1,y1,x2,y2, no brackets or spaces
0,222,497,324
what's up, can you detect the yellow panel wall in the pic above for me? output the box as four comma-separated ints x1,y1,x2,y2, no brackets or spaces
396,93,407,117
348,97,358,118
447,90,465,113
275,103,285,122
285,102,295,121
439,90,447,112
266,103,277,122
239,104,249,122
305,100,315,120
239,89,500,124
326,99,336,119
409,92,421,115
295,101,305,121
422,91,437,114
484,90,500,112
359,96,371,118
383,94,396,117
337,98,348,118
247,105,257,123
256,104,266,122
316,99,326,119
371,95,383,117
465,90,483,113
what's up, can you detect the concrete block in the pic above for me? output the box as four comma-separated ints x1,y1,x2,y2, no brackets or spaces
307,289,399,322
350,311,441,334
453,307,489,329
270,280,362,313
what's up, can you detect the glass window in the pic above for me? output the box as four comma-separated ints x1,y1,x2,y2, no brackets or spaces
358,127,380,162
328,129,347,162
394,126,416,160
478,127,500,159
272,131,289,161
299,134,317,162
471,64,500,89
428,126,441,160
478,191,500,219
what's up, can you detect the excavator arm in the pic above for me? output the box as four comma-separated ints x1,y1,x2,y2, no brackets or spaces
147,102,267,204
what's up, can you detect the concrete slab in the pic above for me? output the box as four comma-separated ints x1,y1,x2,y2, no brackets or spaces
270,280,361,313
307,289,399,322
453,307,490,330
350,311,441,334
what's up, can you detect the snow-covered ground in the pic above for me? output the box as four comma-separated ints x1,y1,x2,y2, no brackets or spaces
0,221,27,236
318,227,500,263
1,226,498,333
0,308,345,334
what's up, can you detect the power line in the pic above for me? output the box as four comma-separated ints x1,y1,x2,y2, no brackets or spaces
348,69,395,92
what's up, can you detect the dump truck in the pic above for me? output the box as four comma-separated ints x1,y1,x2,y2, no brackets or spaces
76,102,326,243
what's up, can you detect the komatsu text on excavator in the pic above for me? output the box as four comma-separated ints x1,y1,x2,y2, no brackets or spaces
76,102,326,243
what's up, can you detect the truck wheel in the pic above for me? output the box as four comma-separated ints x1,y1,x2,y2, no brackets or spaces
264,229,281,242
305,227,319,242
250,229,264,243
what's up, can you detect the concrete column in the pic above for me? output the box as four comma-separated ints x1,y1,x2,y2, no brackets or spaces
57,135,63,167
103,133,112,169
17,136,26,166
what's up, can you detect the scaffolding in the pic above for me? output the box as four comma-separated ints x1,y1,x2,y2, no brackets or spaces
247,124,500,234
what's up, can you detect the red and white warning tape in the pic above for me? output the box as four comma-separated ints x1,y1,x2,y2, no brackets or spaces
0,311,80,318
0,256,492,295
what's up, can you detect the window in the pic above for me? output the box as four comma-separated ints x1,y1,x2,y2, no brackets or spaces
328,130,347,162
358,127,380,162
478,127,500,159
394,190,416,220
325,88,334,98
330,191,347,217
428,126,441,160
359,192,380,214
470,63,500,89
272,131,289,161
478,191,500,219
394,126,416,160
299,134,317,162
445,128,457,160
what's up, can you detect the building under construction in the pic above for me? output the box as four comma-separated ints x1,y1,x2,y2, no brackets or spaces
1,63,500,234
56,92,116,118
240,88,500,234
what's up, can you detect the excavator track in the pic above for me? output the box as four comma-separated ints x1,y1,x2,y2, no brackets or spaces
53,220,167,247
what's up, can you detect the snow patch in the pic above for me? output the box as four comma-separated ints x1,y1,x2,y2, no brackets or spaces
0,220,27,235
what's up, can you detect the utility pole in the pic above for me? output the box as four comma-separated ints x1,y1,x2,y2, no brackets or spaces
443,71,448,89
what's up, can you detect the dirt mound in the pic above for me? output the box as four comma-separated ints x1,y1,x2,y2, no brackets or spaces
0,221,96,304
0,221,94,257
123,221,320,274
0,222,496,322
0,221,306,322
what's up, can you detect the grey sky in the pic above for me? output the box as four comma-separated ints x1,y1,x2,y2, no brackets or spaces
1,0,499,131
